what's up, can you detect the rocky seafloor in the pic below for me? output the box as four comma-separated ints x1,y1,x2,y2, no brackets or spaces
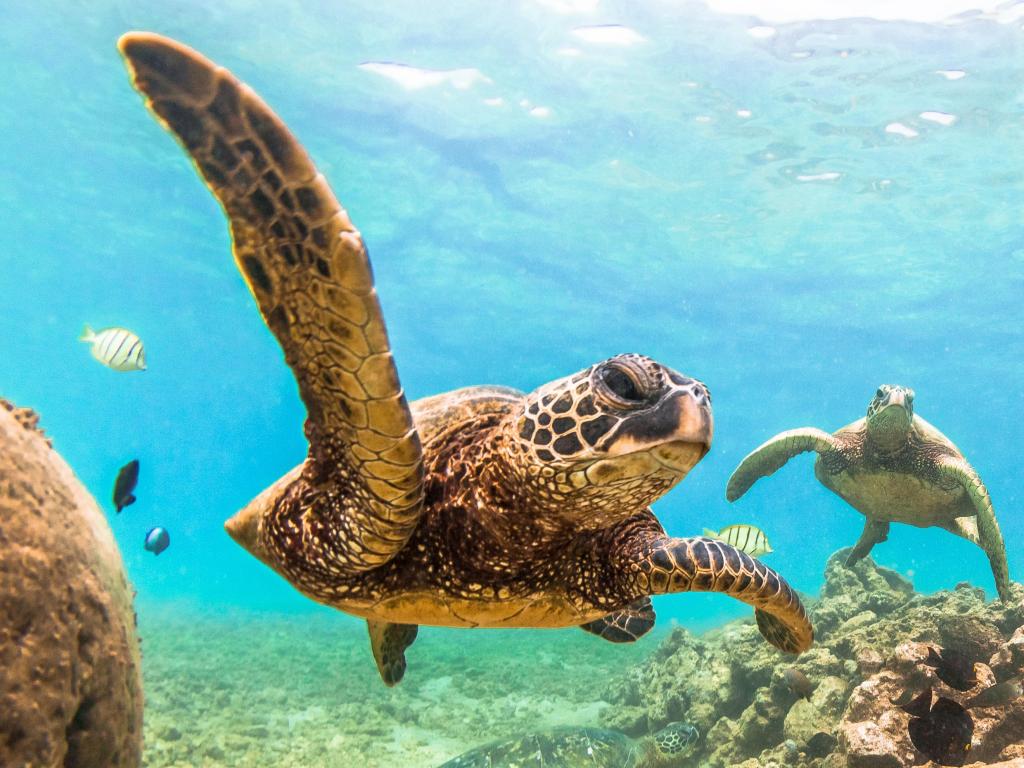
141,552,1024,767
602,550,1024,768
139,609,649,767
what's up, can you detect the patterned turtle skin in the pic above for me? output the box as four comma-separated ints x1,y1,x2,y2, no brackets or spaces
437,722,699,768
118,32,814,686
727,385,1012,601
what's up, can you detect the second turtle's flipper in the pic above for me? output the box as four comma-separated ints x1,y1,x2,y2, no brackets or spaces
631,536,813,654
367,620,418,687
937,458,1012,602
845,519,890,566
940,516,981,546
726,428,837,502
580,597,655,643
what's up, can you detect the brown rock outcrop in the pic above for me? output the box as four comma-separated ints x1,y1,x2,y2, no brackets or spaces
0,399,143,767
604,548,1024,767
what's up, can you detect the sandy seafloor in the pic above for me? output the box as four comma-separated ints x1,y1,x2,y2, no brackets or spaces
139,606,654,767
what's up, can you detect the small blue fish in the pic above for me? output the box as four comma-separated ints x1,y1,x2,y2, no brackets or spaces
144,527,170,555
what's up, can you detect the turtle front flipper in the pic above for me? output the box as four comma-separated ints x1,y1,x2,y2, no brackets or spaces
119,34,424,572
628,536,813,654
936,457,1012,602
580,597,655,643
940,516,981,546
845,519,890,566
367,620,418,686
727,428,837,502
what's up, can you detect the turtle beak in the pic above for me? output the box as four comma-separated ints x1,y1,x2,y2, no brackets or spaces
650,390,713,473
886,389,908,408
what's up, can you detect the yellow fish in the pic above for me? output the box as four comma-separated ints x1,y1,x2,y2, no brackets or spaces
703,524,773,558
80,325,147,372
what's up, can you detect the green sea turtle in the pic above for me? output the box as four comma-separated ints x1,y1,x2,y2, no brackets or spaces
438,722,699,768
727,385,1012,601
118,32,813,686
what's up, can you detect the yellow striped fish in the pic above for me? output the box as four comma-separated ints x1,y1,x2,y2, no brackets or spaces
80,325,147,372
703,524,773,558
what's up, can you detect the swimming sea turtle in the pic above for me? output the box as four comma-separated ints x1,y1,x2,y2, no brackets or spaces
727,385,1012,601
438,722,699,768
118,32,813,685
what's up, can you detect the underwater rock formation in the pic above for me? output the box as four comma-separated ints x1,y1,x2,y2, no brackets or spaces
0,399,143,767
603,549,1024,767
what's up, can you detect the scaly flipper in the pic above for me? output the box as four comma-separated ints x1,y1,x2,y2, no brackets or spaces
580,597,655,643
625,535,813,654
119,33,424,572
935,457,1012,602
367,620,418,686
845,519,890,566
940,516,981,547
727,428,838,502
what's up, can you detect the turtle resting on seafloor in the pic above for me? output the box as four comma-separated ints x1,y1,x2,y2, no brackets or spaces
118,32,813,686
727,385,1012,601
438,722,700,768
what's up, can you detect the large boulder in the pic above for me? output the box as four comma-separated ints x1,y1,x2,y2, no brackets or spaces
0,400,143,767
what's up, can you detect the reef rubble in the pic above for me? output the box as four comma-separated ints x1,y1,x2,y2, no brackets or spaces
602,549,1024,767
0,399,143,767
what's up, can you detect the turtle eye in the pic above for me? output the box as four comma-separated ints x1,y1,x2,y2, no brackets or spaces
876,387,885,399
597,364,645,406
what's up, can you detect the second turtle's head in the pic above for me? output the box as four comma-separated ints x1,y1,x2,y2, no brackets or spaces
866,384,915,440
510,354,712,526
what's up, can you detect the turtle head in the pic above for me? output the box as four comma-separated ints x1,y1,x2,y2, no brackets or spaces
510,354,712,527
865,384,915,445
651,722,700,760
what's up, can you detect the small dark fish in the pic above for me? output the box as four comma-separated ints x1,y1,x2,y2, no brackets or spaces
922,646,978,691
965,677,1023,709
783,668,815,700
804,731,838,758
907,696,973,766
144,527,170,555
113,459,140,513
895,686,933,718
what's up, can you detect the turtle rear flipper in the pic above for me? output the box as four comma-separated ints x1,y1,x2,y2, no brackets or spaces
367,620,418,686
119,33,424,572
727,428,838,501
845,519,890,566
580,597,655,642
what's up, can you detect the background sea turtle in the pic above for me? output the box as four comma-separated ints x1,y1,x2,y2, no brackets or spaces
727,384,1011,601
118,32,813,686
437,722,699,768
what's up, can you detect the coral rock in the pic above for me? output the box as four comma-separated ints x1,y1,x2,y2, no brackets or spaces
0,401,142,767
606,544,1024,766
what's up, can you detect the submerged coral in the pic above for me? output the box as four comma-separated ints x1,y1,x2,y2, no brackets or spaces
0,400,143,767
603,550,1024,767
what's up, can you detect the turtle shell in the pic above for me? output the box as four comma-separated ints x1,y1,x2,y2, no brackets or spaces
438,726,637,768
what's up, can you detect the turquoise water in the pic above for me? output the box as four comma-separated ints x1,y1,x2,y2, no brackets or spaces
3,0,1023,651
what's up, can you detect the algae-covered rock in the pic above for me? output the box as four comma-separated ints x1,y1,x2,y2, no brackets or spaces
605,546,1024,767
0,400,143,767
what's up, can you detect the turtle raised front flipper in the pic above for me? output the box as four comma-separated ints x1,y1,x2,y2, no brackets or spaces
119,33,424,573
935,456,1012,602
726,428,838,502
580,597,655,643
